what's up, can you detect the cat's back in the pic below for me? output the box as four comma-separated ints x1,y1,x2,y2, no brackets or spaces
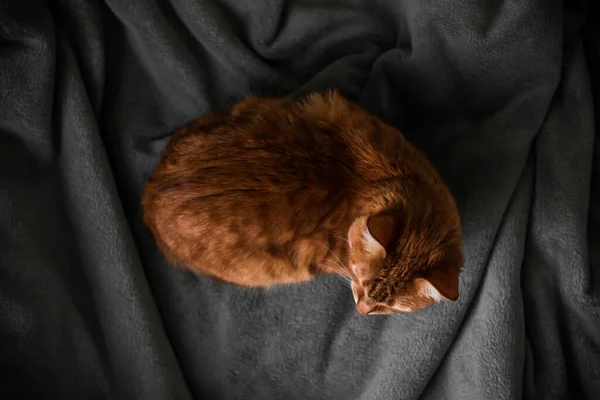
143,92,415,226
143,93,372,242
155,94,370,197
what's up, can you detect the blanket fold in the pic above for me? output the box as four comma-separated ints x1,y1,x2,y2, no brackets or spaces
1,0,598,398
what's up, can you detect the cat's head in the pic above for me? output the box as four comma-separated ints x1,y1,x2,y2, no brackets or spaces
346,208,462,315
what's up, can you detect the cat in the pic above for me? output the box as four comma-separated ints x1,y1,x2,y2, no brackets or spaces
142,90,463,315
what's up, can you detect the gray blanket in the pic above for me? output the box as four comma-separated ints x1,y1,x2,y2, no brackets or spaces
1,0,599,399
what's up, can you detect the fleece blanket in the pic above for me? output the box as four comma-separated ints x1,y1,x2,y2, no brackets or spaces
1,0,599,399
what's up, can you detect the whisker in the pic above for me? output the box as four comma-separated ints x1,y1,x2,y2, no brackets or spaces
322,264,352,288
324,265,352,287
333,235,351,245
388,313,411,323
309,240,353,279
388,311,427,324
337,277,352,290
322,263,345,277
326,252,352,278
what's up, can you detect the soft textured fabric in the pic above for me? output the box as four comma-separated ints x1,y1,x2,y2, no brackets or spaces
1,0,599,399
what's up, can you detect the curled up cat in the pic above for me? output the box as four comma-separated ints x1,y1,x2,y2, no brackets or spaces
142,91,463,315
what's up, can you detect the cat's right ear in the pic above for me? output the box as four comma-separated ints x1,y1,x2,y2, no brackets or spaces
420,266,459,301
366,213,399,250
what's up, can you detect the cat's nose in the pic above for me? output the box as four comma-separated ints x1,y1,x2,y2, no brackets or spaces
356,298,375,315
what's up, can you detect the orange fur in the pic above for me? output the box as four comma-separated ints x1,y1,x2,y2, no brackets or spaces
142,91,463,314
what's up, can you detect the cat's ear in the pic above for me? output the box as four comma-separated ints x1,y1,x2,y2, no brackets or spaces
366,213,398,250
420,265,459,301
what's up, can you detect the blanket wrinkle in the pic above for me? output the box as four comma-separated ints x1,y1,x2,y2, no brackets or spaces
1,0,599,399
